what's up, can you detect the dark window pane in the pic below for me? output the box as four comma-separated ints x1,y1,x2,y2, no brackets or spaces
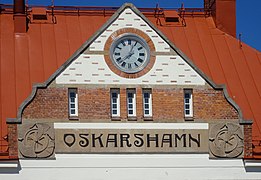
185,99,189,103
145,110,149,114
112,92,117,98
71,110,75,114
185,104,190,109
71,104,75,108
113,110,117,114
145,104,149,109
144,93,149,98
129,110,133,114
128,98,133,103
128,93,133,98
144,99,149,103
185,110,190,115
129,104,133,109
70,92,75,98
112,99,117,103
185,93,190,99
113,104,117,108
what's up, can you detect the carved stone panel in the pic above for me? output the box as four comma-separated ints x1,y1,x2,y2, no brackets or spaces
18,123,55,159
209,123,244,158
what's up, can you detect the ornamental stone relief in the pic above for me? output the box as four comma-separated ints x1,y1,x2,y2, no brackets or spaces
209,123,244,158
18,123,55,158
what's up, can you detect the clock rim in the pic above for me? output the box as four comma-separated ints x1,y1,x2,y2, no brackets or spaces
109,33,151,74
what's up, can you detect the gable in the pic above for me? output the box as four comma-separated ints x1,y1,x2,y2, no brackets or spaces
55,7,205,85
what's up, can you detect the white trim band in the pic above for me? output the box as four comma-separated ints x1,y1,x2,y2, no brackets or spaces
0,161,19,168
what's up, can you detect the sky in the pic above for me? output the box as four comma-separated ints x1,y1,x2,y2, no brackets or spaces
1,0,261,52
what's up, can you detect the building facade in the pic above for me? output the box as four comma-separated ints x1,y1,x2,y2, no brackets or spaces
1,0,261,179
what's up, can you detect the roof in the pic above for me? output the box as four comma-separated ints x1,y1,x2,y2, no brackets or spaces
1,4,261,159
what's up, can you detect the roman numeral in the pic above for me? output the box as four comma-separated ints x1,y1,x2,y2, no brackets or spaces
128,63,132,69
128,39,131,45
138,47,143,50
116,57,121,62
121,62,126,67
121,41,126,46
139,53,145,56
115,53,120,56
134,62,139,67
134,41,137,46
116,46,122,50
137,58,143,63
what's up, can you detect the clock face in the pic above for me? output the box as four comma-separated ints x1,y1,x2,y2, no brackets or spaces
110,34,150,73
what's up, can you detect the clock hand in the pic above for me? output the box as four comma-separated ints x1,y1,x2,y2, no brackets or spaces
129,44,134,53
122,53,132,61
123,55,130,60
127,52,135,59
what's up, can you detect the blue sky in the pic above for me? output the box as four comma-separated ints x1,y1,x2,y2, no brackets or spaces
1,0,261,51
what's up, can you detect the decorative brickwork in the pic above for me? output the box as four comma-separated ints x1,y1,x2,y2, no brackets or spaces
244,124,253,157
23,86,238,122
7,124,18,159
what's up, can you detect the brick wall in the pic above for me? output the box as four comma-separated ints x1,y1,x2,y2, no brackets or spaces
23,87,111,120
7,124,18,159
244,124,253,157
23,86,238,122
23,87,69,119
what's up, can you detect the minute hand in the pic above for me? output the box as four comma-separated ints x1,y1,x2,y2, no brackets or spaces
122,53,132,61
130,44,134,53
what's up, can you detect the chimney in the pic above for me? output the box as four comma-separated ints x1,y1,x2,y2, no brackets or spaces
13,0,27,33
205,0,236,37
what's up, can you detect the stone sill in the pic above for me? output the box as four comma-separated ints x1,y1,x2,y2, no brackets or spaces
69,116,79,121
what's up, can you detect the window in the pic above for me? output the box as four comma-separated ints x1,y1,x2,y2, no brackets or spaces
143,89,152,117
184,89,193,118
127,89,136,117
68,88,78,117
111,89,120,117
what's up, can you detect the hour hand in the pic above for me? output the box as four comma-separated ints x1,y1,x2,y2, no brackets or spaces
127,52,134,59
122,55,129,61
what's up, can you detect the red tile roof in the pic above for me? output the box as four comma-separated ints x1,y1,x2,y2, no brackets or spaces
1,4,261,159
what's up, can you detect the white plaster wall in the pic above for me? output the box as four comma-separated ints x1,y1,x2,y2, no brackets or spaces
55,7,206,86
89,8,170,52
1,154,261,180
56,55,205,85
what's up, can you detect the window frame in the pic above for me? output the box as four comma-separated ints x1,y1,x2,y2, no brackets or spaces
184,89,193,118
143,89,152,118
111,89,120,118
68,88,78,117
126,89,136,117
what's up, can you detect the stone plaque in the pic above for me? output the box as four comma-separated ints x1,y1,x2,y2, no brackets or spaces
18,123,55,159
55,129,208,153
209,123,244,158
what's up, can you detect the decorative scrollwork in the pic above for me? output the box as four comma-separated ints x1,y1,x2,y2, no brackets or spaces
209,123,244,158
18,123,55,158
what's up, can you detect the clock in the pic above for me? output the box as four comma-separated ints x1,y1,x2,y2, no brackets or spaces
110,34,150,73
